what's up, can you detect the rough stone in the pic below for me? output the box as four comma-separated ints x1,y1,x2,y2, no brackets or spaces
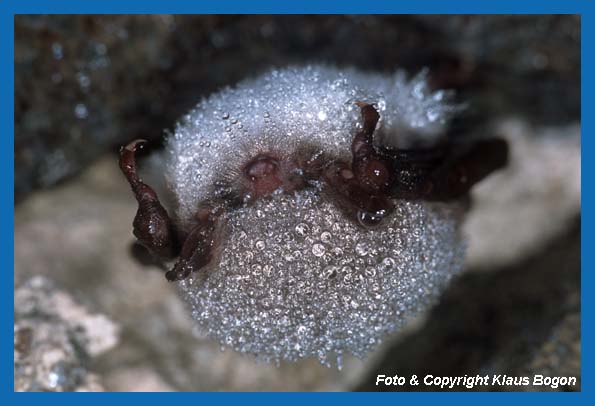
14,276,120,392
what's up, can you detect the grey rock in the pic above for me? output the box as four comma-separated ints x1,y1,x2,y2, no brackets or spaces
14,276,119,392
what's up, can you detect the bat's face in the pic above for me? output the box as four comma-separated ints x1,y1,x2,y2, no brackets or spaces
167,66,456,225
120,65,506,365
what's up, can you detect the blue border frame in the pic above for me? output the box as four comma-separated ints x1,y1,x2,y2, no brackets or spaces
2,0,590,401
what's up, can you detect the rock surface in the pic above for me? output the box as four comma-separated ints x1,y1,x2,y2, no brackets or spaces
14,276,120,391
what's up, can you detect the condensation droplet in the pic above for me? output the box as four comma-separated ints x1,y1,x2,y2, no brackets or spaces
331,247,344,259
76,72,91,89
355,242,369,257
263,265,273,277
426,108,439,122
251,264,262,275
320,231,332,244
295,223,310,236
51,42,63,60
336,355,343,371
312,243,326,257
323,266,338,279
380,257,396,272
243,251,254,262
74,103,88,119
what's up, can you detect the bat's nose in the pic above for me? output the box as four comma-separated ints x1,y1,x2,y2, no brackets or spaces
243,154,283,198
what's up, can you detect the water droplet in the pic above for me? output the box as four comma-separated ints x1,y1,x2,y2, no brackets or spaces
263,265,273,277
221,112,230,119
295,223,310,236
433,90,444,101
317,110,327,121
413,81,425,100
243,250,254,262
355,242,369,257
74,103,88,119
380,257,396,272
95,43,107,55
323,266,338,279
365,267,377,277
51,42,63,60
76,72,91,89
255,240,266,251
320,231,332,243
426,108,439,122
331,247,344,259
312,244,326,257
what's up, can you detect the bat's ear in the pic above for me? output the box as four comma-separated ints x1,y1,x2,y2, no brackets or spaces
426,138,509,200
119,139,179,259
388,137,509,201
